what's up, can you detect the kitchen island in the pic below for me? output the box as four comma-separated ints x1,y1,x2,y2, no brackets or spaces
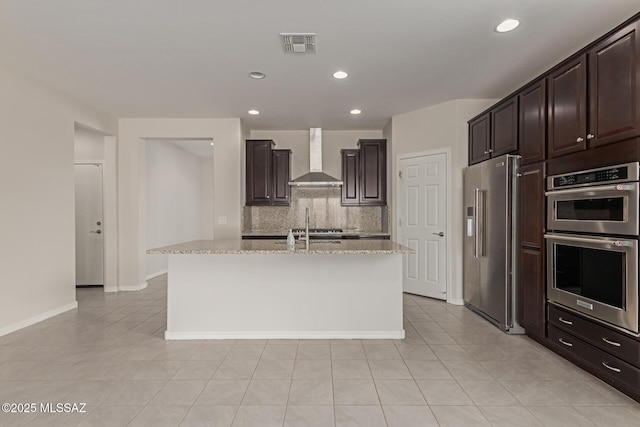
148,239,411,340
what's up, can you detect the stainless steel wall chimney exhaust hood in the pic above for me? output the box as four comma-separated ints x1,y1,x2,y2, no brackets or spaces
288,128,343,187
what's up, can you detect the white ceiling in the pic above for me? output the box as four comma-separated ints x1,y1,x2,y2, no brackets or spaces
1,1,639,130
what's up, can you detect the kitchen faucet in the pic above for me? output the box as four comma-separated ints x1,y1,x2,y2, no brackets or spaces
299,207,310,250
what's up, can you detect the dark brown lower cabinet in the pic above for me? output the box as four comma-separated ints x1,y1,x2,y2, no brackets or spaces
548,314,640,400
518,247,545,337
517,161,546,338
548,305,640,366
548,305,640,401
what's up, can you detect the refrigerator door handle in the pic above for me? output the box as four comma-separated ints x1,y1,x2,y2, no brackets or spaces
473,188,479,258
474,188,484,258
479,189,485,257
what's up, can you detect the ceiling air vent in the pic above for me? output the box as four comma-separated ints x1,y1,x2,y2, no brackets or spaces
280,33,316,54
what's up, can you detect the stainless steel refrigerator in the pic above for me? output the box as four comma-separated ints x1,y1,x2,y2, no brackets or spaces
463,154,524,334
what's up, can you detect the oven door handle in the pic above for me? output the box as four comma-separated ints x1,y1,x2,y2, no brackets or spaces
545,183,636,196
544,234,635,247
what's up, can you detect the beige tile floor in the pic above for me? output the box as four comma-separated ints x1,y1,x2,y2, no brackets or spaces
0,274,639,426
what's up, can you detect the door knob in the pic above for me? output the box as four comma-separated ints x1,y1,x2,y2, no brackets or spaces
432,232,444,237
90,230,102,234
576,136,584,143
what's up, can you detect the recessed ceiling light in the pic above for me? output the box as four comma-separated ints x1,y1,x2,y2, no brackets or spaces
248,110,260,115
350,109,362,115
249,71,266,79
210,142,214,146
333,71,349,79
496,19,520,33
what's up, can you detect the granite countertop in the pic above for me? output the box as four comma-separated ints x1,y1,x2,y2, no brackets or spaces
243,231,391,238
147,239,412,255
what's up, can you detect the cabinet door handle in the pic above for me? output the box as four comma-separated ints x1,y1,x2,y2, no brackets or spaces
488,149,493,153
576,136,584,143
586,133,595,140
558,317,573,325
558,338,573,347
602,361,621,373
483,151,489,154
602,337,621,347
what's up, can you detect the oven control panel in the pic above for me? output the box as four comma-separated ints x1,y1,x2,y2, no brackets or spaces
548,162,638,190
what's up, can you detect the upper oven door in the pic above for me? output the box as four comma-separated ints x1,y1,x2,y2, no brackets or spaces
546,182,639,235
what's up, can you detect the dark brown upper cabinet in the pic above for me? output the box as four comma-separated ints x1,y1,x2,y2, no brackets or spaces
245,140,291,206
519,80,547,164
271,149,291,206
518,162,545,249
468,113,491,165
341,149,360,206
588,21,640,148
359,139,387,206
491,97,519,157
469,99,518,166
548,20,640,158
246,140,274,205
547,55,588,158
340,140,387,206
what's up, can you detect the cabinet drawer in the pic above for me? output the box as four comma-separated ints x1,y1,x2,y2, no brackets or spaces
549,305,640,367
549,325,640,390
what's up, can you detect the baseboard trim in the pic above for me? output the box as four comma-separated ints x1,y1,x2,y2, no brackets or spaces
165,329,406,340
447,298,464,306
120,282,148,292
146,270,167,280
0,301,78,337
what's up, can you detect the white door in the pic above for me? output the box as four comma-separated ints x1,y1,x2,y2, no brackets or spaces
398,152,448,299
75,164,104,286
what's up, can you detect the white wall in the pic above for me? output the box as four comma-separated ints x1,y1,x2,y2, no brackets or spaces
74,126,105,160
390,99,497,305
249,130,384,180
118,119,243,291
382,120,393,216
201,157,215,239
145,141,204,277
240,121,250,206
0,66,117,336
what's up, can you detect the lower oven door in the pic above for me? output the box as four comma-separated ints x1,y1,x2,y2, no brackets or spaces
546,233,638,334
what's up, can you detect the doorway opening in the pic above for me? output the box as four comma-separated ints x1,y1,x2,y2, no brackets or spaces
144,138,214,280
74,124,117,292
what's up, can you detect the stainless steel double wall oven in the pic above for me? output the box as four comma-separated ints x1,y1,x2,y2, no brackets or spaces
546,162,640,335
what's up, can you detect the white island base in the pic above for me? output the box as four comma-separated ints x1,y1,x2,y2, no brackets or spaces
165,253,405,340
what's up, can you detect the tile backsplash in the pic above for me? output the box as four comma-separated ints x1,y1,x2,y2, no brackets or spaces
244,187,388,233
